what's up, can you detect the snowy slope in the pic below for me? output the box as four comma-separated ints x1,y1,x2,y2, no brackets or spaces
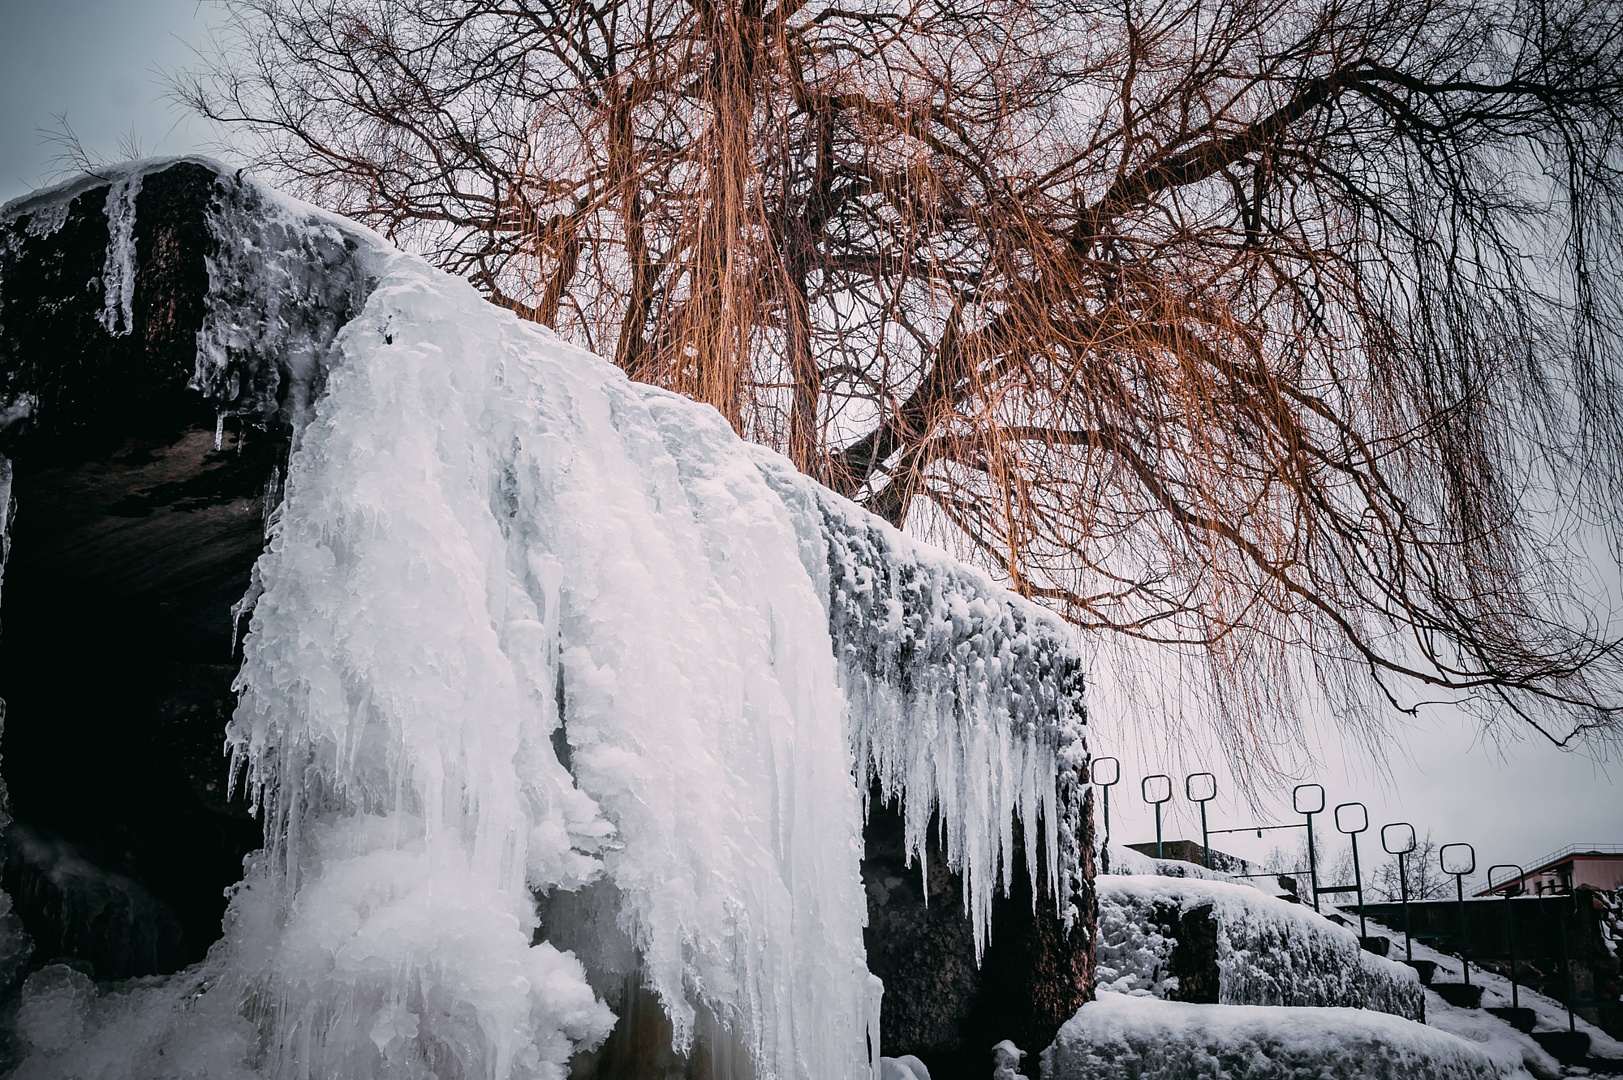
0,160,1089,1080
1354,902,1623,1074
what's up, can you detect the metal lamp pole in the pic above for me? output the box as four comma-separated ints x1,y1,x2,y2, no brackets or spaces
1294,784,1325,912
1186,772,1217,868
1142,774,1172,859
1382,823,1417,961
1092,756,1120,874
1335,802,1370,939
1440,843,1477,985
1486,864,1526,1008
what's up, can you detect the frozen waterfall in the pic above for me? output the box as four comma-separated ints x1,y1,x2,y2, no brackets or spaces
0,161,1088,1080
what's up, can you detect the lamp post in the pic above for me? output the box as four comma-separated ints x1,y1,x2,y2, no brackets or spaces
1186,772,1217,868
1335,802,1370,939
1092,756,1120,873
1486,864,1527,1008
1294,784,1325,911
1142,774,1172,859
1440,842,1477,985
1382,823,1417,961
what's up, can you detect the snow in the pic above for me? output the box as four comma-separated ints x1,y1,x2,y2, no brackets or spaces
1096,874,1424,1019
1424,991,1565,1080
0,159,1089,1080
879,1055,931,1080
991,1040,1030,1080
1042,992,1526,1080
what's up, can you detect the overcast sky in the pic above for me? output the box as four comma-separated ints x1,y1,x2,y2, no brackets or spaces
1,0,227,202
3,0,1619,891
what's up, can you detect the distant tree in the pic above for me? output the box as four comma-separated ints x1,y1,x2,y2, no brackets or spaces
183,0,1623,762
1368,833,1451,901
1265,830,1450,901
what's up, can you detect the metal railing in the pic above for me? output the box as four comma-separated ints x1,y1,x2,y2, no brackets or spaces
1523,842,1623,873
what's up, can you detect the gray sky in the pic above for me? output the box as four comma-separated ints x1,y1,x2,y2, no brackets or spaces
1,0,226,202
2,0,1619,889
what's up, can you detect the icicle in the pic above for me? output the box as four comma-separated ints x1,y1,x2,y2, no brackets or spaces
753,450,1089,959
97,174,142,337
0,453,12,589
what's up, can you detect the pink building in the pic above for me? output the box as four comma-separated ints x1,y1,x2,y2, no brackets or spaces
1475,844,1623,896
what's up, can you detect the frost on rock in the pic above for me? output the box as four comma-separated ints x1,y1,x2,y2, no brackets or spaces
0,160,1090,1080
1096,875,1424,1020
1042,993,1522,1080
194,173,375,441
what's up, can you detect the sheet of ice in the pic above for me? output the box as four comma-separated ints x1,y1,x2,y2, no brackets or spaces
96,173,141,337
0,158,1090,1080
1095,874,1423,1019
1042,992,1527,1080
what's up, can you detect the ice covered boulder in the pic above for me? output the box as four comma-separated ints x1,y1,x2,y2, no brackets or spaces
0,159,1093,1080
1096,874,1424,1020
1042,993,1521,1080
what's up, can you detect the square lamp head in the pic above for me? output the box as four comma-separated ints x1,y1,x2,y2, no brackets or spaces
1091,756,1120,787
1141,774,1173,805
1440,842,1476,877
1381,822,1416,856
1185,772,1217,803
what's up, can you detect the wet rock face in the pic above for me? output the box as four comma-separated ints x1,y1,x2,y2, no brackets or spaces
1164,903,1221,1004
0,162,275,976
863,790,1094,1080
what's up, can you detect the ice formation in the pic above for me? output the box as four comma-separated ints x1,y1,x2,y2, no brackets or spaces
95,174,141,337
0,161,1089,1080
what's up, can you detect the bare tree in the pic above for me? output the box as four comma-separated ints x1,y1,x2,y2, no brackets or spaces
181,0,1623,764
1367,834,1452,902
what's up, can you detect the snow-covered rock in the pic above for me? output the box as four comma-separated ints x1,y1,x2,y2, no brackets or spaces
1042,993,1525,1080
1096,874,1424,1019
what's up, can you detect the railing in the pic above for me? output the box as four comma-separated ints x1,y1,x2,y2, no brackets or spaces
1523,843,1623,874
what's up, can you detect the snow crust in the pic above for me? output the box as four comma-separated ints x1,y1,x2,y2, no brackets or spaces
1042,992,1524,1080
1096,874,1424,1019
0,160,1089,1080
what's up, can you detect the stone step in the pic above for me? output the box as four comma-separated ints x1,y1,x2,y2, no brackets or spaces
1484,1006,1537,1033
1402,959,1438,985
1431,982,1484,1009
1531,1030,1591,1066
